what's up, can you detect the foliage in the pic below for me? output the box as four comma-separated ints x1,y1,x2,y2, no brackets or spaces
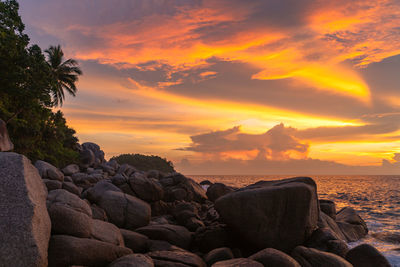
111,154,175,173
0,0,80,167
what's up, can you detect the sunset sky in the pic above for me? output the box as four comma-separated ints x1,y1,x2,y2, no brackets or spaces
18,0,400,174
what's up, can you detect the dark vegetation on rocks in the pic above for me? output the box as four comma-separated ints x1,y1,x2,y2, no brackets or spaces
111,153,175,173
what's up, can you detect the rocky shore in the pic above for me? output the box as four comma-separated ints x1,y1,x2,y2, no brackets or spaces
0,140,393,266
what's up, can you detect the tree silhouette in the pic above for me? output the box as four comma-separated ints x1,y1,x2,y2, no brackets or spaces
45,45,82,106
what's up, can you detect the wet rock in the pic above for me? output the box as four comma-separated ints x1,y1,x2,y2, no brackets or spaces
249,248,300,267
215,177,319,252
318,212,347,241
44,179,62,191
0,119,13,151
96,190,151,230
62,164,80,176
319,199,336,220
336,207,368,242
204,247,234,266
136,224,192,249
48,235,132,267
109,254,154,267
147,250,206,267
91,219,124,246
212,258,263,267
206,183,234,202
0,152,51,267
305,227,348,257
345,244,391,267
120,229,150,253
35,160,64,181
291,246,352,267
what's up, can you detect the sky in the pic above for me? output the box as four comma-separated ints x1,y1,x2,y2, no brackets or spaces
18,0,400,174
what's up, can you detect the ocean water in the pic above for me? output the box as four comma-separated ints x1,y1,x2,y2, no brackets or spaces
190,175,400,266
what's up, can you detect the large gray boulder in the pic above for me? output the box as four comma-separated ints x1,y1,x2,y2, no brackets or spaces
291,246,352,267
0,152,51,267
336,207,368,242
136,224,192,250
215,177,319,252
35,160,64,181
206,183,234,202
0,119,13,151
48,235,132,267
96,190,151,229
204,247,234,266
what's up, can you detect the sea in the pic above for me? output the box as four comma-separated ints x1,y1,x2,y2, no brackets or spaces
190,175,400,266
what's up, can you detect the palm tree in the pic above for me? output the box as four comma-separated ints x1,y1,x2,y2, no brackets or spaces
45,45,82,106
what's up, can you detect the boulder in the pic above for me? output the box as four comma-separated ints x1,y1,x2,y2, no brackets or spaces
0,152,51,267
80,148,95,168
62,181,82,196
212,258,263,267
204,247,234,266
194,224,230,252
336,207,368,242
85,179,122,203
48,235,132,267
136,224,192,250
92,204,108,221
215,177,319,252
129,172,164,202
35,160,64,181
319,200,336,220
305,228,348,257
109,254,154,267
148,240,187,252
82,142,105,165
120,229,150,253
44,179,62,191
318,212,347,241
62,164,80,176
345,244,391,267
96,190,151,229
291,246,352,267
48,204,93,238
164,173,208,203
0,119,13,151
249,248,300,267
91,219,124,246
206,183,234,202
47,189,93,237
147,250,206,267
